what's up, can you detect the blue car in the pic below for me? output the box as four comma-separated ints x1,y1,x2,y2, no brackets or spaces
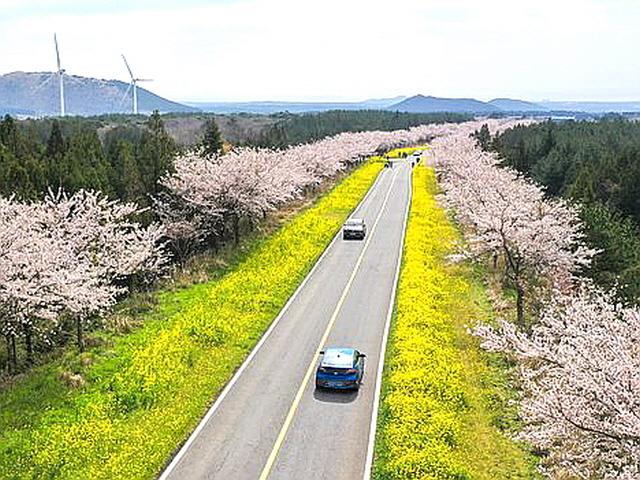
315,347,366,390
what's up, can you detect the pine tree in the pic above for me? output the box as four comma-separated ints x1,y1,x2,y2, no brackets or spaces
138,111,175,196
45,120,66,189
118,141,145,202
0,115,19,154
201,118,224,158
472,124,492,151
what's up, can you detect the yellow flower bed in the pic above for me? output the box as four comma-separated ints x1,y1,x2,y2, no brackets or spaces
373,166,538,479
0,161,382,480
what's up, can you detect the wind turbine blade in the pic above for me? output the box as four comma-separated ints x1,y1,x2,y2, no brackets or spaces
65,75,84,85
136,78,153,82
33,73,54,92
121,54,134,80
119,83,132,107
54,33,61,71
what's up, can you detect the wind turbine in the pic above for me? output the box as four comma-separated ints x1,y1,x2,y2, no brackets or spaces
54,33,65,116
121,54,152,114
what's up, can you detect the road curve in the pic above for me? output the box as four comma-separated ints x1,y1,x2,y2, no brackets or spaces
161,159,412,480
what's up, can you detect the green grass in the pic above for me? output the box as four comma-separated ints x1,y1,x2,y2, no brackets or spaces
373,165,539,479
0,161,383,480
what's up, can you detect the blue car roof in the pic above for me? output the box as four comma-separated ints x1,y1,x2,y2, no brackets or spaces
321,348,355,368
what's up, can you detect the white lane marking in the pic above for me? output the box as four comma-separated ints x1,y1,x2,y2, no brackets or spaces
158,165,388,480
363,162,413,480
258,168,401,480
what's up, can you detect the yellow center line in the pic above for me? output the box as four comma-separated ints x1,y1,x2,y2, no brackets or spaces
257,165,403,480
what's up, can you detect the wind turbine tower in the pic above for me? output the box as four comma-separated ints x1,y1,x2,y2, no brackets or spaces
121,54,152,114
54,33,65,116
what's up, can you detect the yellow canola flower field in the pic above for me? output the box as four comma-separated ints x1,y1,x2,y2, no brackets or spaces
0,161,382,480
373,166,538,479
370,146,427,164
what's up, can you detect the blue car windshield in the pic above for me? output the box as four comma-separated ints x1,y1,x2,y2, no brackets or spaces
321,348,355,368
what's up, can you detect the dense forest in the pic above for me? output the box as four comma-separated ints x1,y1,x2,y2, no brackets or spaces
0,110,467,206
487,119,640,300
0,112,176,207
256,110,470,146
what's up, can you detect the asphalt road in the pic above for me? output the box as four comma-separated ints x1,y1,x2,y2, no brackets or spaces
161,158,412,480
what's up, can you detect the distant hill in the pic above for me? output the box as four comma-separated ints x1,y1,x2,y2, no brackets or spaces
488,98,548,112
360,95,407,108
388,95,500,113
0,71,198,116
187,96,408,114
186,101,358,114
0,105,35,116
539,100,640,113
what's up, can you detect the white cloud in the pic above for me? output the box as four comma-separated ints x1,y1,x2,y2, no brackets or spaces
0,0,639,102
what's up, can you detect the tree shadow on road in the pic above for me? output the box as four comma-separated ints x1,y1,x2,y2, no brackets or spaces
313,387,359,404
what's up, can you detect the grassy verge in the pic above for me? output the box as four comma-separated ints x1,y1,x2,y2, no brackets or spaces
0,161,383,480
373,165,538,479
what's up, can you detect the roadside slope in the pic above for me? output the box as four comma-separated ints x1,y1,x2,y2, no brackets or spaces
0,161,382,480
372,165,538,479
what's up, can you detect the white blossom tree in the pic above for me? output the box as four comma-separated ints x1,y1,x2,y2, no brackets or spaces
429,120,640,478
0,190,167,366
40,190,167,350
431,124,595,324
157,124,436,254
475,282,640,478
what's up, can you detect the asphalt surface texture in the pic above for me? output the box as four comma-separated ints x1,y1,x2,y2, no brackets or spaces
162,158,413,480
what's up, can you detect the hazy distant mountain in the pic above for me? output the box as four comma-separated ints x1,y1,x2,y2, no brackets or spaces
488,98,548,112
0,71,198,116
0,105,35,116
187,96,409,114
186,101,358,114
540,100,640,113
389,95,500,113
360,95,407,108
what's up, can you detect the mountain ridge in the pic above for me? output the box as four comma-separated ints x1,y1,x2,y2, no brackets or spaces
0,71,197,116
488,97,549,112
5,72,640,116
388,94,501,113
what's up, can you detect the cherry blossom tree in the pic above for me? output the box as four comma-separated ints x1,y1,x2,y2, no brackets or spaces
0,190,166,367
475,282,640,478
39,190,167,350
431,123,595,324
157,125,436,254
428,120,640,477
0,197,64,368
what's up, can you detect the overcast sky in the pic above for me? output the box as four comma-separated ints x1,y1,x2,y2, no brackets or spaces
1,0,638,102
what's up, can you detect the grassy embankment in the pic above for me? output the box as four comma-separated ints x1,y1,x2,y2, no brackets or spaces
0,161,382,479
373,165,539,479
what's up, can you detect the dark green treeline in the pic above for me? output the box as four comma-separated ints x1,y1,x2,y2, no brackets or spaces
0,111,175,207
257,110,470,147
490,119,640,301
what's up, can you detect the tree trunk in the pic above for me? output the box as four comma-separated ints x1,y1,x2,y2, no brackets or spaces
76,317,85,352
24,325,34,365
3,334,15,374
10,334,17,373
233,215,240,246
515,281,525,327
